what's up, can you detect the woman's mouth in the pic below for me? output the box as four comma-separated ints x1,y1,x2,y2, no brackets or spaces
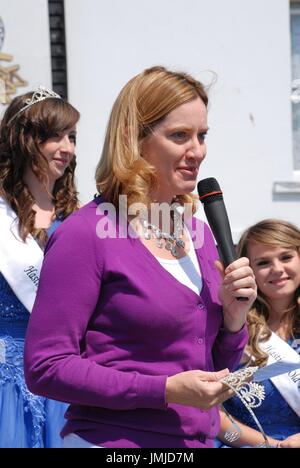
53,158,68,167
269,277,290,286
177,167,198,176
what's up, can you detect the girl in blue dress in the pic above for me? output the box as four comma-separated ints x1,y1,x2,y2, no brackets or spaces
0,88,80,447
217,219,300,448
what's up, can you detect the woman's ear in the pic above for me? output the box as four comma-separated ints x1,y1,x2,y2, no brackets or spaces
139,138,146,160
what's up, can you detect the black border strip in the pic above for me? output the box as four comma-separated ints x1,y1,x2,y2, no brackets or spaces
48,0,68,99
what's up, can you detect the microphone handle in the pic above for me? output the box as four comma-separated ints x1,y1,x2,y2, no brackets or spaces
204,200,248,302
203,200,236,268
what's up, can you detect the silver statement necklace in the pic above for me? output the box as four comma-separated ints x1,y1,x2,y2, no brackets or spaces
140,217,185,258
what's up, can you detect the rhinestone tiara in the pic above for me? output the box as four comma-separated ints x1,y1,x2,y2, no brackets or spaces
221,367,270,447
7,85,61,125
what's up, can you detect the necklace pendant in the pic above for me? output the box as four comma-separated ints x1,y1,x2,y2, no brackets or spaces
165,241,172,251
176,239,185,249
140,215,185,258
171,246,179,257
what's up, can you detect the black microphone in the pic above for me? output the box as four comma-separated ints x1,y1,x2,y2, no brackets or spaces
197,177,248,301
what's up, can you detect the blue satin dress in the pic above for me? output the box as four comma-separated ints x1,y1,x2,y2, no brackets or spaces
0,220,68,448
216,336,300,447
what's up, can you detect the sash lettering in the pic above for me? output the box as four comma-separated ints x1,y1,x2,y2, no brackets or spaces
259,332,300,417
0,197,43,312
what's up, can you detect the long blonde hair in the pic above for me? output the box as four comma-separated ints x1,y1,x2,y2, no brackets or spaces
95,66,208,212
237,219,300,367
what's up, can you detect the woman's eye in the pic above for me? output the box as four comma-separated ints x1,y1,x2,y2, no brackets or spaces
256,261,269,267
198,132,207,141
69,134,77,144
282,255,293,261
171,131,187,140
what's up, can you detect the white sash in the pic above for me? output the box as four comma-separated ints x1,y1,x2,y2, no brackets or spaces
259,332,300,417
0,197,43,312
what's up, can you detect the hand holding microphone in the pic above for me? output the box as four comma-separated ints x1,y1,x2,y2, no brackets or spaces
197,178,257,332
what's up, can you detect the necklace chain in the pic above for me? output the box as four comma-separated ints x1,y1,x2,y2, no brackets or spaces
140,218,185,258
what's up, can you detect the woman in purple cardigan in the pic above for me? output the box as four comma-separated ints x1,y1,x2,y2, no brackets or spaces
24,66,257,448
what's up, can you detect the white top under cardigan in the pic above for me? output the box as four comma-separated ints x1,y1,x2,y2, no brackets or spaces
156,228,202,296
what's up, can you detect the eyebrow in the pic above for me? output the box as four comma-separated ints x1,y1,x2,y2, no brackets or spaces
253,249,295,262
167,125,209,132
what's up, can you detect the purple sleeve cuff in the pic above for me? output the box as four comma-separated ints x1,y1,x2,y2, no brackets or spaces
213,323,248,372
135,373,168,409
217,323,248,350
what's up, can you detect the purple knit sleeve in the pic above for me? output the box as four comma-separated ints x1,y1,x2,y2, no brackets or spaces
213,325,249,371
202,222,248,371
24,212,167,410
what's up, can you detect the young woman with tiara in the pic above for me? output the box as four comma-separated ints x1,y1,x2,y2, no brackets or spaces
0,87,80,447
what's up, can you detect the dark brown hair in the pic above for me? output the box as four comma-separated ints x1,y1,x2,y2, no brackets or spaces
0,92,80,245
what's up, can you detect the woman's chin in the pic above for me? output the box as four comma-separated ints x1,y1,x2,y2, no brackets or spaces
176,183,197,195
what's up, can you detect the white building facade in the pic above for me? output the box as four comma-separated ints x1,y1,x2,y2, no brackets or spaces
1,0,299,241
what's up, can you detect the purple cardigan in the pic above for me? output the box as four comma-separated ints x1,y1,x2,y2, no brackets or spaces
24,197,248,448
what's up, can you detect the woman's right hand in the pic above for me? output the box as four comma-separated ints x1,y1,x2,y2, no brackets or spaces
166,368,234,410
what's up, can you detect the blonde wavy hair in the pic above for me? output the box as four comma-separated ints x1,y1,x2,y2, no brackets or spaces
0,92,80,246
237,219,300,367
95,66,208,213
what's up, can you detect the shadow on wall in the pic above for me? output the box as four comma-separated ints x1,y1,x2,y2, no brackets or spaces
273,193,300,202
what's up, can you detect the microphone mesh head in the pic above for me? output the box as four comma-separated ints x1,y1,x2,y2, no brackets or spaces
197,177,223,204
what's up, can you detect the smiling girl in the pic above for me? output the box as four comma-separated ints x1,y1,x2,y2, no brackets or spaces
217,219,300,448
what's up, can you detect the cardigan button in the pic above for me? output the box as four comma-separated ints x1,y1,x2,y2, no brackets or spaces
197,338,204,345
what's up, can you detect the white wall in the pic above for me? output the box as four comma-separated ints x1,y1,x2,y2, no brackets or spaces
0,0,52,115
65,0,297,240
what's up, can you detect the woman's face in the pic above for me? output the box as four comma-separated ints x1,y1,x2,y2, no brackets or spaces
247,242,300,305
39,127,77,184
141,97,208,203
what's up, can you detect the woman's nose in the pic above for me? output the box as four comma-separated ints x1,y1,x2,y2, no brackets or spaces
60,135,74,153
186,139,206,161
271,260,284,273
